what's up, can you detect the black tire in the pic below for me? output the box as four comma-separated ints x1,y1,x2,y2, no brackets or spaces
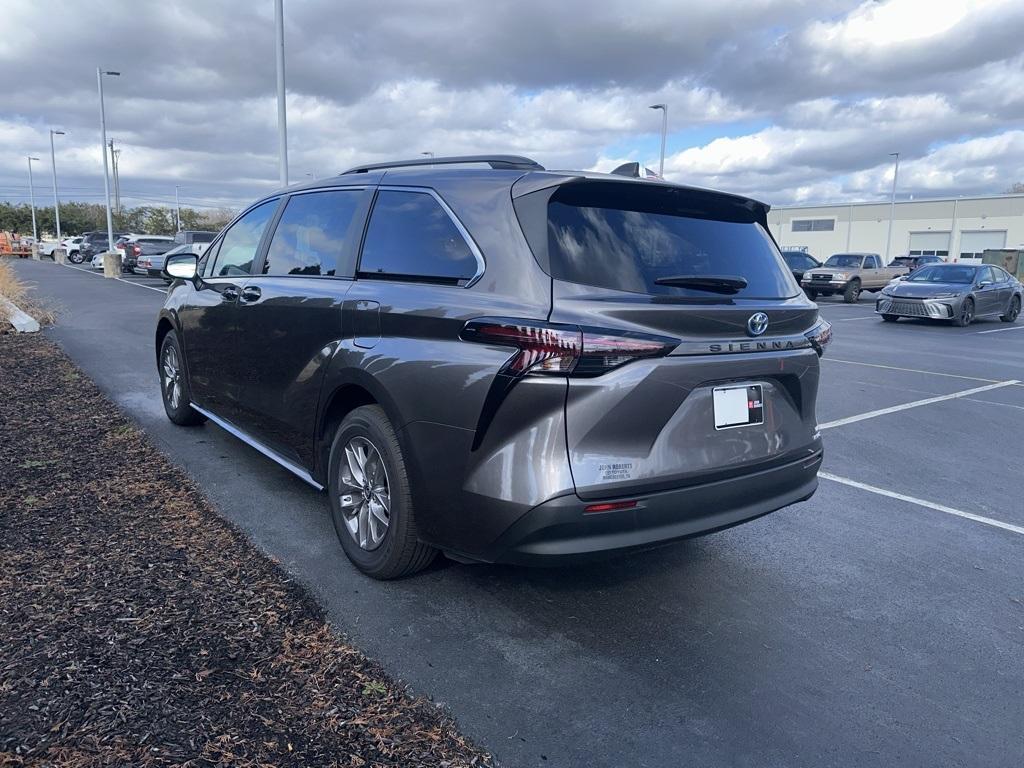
1001,296,1021,323
158,330,207,426
952,298,975,327
328,405,436,579
805,289,818,301
843,280,861,303
881,314,899,322
68,250,83,264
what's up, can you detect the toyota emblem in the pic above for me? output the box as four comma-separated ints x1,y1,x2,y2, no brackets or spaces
747,312,769,337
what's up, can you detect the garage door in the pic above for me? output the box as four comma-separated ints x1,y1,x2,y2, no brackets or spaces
908,231,950,257
959,230,1006,260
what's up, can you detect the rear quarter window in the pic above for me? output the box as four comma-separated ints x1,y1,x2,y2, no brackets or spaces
543,183,797,299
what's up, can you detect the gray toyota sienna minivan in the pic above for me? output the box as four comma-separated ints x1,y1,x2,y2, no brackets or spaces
156,155,830,578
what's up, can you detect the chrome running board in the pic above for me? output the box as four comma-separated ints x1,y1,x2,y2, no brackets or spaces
190,403,324,491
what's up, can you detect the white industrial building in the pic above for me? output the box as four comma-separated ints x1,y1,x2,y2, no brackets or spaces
768,193,1024,263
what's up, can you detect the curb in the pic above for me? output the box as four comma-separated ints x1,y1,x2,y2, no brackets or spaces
0,297,41,333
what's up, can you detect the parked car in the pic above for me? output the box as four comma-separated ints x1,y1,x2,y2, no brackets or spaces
780,250,821,285
173,230,218,246
801,252,908,303
156,154,830,579
79,231,129,265
37,240,61,257
889,254,944,271
64,236,85,262
118,235,175,273
140,242,209,279
876,263,1022,326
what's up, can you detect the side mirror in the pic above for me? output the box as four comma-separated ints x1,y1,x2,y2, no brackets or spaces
977,281,990,289
164,253,199,281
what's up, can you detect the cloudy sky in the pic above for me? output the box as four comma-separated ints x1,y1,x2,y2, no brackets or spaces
2,0,1023,213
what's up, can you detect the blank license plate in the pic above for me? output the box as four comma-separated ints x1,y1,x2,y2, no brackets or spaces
713,385,764,430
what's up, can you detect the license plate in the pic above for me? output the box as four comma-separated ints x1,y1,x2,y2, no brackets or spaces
713,384,764,430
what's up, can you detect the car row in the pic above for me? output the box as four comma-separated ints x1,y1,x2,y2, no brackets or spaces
876,262,1022,326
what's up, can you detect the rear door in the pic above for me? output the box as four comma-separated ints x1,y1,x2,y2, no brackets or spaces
177,199,279,423
521,180,822,498
232,187,371,465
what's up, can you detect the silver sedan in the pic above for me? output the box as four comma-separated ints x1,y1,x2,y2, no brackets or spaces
876,263,1022,327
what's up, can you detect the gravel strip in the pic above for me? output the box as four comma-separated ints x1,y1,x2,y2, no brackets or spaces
0,333,492,767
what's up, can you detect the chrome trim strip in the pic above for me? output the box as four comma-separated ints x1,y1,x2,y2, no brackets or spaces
669,334,814,356
190,403,324,491
377,184,487,287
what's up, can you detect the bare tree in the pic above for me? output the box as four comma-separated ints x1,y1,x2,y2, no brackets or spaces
1006,182,1024,194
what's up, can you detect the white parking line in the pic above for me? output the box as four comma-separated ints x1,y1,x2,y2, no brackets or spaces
60,262,167,294
819,472,1024,536
976,325,1024,334
822,358,1003,383
818,379,1019,429
834,315,877,321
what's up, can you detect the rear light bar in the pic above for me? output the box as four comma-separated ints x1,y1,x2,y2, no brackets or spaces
583,500,638,514
460,318,678,378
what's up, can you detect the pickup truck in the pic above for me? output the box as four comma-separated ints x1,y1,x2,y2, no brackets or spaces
801,252,909,303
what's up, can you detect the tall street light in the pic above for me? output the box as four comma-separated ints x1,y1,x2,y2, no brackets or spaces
649,103,668,178
175,185,181,231
27,156,40,242
275,0,289,187
884,152,900,262
49,129,65,243
97,67,120,277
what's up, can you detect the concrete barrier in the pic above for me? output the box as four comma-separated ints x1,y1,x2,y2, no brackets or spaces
0,298,41,332
54,247,67,265
102,251,121,278
31,244,40,261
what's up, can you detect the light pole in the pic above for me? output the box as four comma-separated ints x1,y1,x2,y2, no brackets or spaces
275,0,289,187
649,103,668,178
97,67,120,277
49,129,65,243
27,156,40,242
175,185,181,231
421,152,434,158
884,152,900,262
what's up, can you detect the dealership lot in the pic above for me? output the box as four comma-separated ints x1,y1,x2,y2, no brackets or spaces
10,257,1024,767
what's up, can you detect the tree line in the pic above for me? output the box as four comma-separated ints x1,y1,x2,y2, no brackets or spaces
0,201,237,238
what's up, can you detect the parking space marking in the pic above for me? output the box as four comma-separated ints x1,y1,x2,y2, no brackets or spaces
823,358,1004,384
60,263,167,294
976,325,1024,334
834,315,877,321
819,472,1024,537
818,379,1019,430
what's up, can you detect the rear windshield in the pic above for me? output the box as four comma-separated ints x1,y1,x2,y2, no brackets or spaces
544,183,795,299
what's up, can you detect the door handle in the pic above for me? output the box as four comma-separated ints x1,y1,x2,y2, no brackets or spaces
221,286,241,302
240,286,262,303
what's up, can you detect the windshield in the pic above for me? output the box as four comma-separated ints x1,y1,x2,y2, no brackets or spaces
906,265,975,284
824,254,864,268
544,183,796,299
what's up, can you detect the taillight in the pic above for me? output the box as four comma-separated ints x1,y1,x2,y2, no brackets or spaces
132,244,142,256
805,318,832,357
460,318,677,378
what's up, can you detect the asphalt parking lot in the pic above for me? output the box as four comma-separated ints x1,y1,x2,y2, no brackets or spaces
11,257,1024,768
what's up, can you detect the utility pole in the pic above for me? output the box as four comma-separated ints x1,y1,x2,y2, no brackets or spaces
49,129,65,242
275,0,289,187
109,139,121,215
649,103,668,178
884,152,900,262
97,67,121,277
27,156,40,242
175,185,181,231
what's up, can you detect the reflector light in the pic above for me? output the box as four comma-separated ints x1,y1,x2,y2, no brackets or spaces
583,500,638,514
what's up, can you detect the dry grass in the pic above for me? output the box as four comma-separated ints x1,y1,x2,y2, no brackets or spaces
0,258,56,327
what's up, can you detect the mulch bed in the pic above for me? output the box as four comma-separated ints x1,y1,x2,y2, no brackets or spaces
0,334,492,767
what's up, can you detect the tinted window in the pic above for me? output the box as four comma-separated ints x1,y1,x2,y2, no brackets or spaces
907,266,976,284
993,267,1010,282
359,190,477,283
782,253,814,270
545,183,795,299
210,201,278,277
866,255,880,268
263,190,362,277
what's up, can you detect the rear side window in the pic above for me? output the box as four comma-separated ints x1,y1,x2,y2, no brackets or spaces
359,190,478,284
263,190,362,277
544,183,796,299
210,200,278,277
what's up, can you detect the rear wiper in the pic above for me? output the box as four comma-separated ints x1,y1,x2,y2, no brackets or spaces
653,274,748,294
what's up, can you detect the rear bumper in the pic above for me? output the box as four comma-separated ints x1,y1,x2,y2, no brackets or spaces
474,449,822,565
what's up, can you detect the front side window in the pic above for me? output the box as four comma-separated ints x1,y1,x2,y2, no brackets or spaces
263,190,362,277
209,200,278,277
359,190,478,283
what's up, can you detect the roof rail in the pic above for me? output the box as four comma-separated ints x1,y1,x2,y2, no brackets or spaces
341,154,545,174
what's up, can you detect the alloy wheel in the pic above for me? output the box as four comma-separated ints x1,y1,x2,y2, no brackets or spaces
1009,298,1021,321
338,437,391,550
961,301,974,325
162,344,182,410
